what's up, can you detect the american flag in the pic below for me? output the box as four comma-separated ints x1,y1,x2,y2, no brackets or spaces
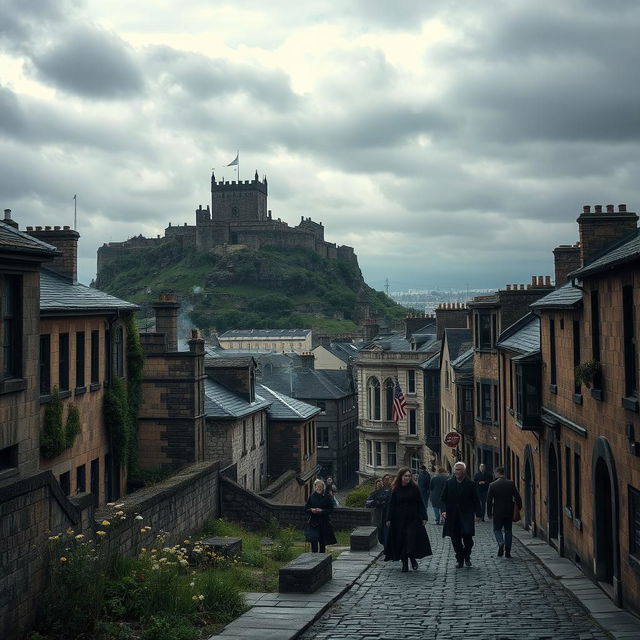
392,378,407,424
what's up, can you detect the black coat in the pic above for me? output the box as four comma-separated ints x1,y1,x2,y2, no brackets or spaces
441,477,481,538
487,477,523,519
383,483,432,561
366,487,390,544
429,472,449,509
473,470,493,494
305,491,337,545
418,470,431,494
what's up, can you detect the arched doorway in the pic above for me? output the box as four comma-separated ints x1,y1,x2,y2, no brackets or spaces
547,444,560,543
592,437,621,605
523,445,535,533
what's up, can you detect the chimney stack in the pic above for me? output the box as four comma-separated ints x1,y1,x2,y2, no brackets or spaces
577,204,638,267
3,209,18,229
26,224,79,282
553,244,581,286
300,352,315,369
153,292,180,352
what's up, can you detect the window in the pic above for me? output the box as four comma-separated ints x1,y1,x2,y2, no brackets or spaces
90,458,100,506
623,285,637,397
565,447,572,510
475,311,497,350
384,379,394,420
477,381,495,423
76,331,85,389
591,291,601,363
374,441,382,466
0,444,18,473
113,326,124,378
630,486,640,560
368,377,381,420
387,441,397,467
408,370,416,394
104,328,111,383
40,335,51,395
573,452,581,520
59,333,69,391
427,412,440,438
515,362,541,428
408,409,417,435
59,471,70,496
76,464,86,494
317,426,329,447
366,440,372,465
410,455,420,475
549,318,557,387
573,320,581,395
317,400,326,414
242,420,247,455
1,274,22,379
90,330,100,385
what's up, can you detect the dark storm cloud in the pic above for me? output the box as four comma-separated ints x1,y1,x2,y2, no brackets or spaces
0,0,71,51
145,46,297,109
29,25,144,98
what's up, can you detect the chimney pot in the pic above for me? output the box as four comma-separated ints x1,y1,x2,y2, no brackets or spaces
63,225,70,230
606,204,614,213
26,226,33,231
545,275,551,286
3,208,10,218
36,226,42,231
531,276,537,286
620,204,627,212
520,284,525,290
506,284,511,291
54,225,60,230
583,205,591,213
595,205,602,213
45,226,51,230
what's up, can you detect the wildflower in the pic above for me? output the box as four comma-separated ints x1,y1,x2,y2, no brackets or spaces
151,549,157,553
191,595,198,601
151,564,159,570
48,535,59,541
140,529,146,534
66,528,74,535
189,582,195,587
198,594,205,601
60,557,67,562
115,503,124,508
179,559,189,567
101,520,110,527
75,534,85,541
96,530,107,537
141,547,146,552
106,502,115,506
135,515,143,520
138,574,145,580
184,539,190,544
115,510,125,516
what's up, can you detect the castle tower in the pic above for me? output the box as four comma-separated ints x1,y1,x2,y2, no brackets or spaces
210,169,268,222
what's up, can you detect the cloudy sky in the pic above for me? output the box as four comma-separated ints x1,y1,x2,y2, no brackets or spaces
1,0,639,292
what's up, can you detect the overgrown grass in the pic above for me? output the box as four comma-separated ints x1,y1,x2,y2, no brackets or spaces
34,518,351,640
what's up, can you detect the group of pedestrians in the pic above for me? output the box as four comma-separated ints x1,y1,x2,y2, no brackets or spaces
367,461,522,571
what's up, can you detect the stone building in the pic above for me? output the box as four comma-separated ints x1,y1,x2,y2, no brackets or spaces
525,204,640,616
439,328,474,470
218,328,313,353
137,293,206,472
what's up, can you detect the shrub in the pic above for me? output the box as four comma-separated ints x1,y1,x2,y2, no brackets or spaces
344,481,375,508
141,616,198,640
64,404,81,448
40,388,65,459
197,572,248,623
271,527,296,562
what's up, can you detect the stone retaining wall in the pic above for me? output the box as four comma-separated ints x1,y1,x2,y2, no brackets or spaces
220,475,373,531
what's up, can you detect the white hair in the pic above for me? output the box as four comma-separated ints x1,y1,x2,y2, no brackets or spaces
453,461,466,470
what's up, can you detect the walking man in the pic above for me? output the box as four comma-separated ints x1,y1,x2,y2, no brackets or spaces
473,463,492,521
441,461,481,568
417,465,431,522
487,466,523,558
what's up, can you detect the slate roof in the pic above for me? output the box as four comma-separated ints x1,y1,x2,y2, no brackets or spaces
0,221,58,257
498,313,540,354
570,229,640,279
219,329,311,339
452,347,474,371
529,282,583,310
205,357,255,369
40,269,139,313
444,328,473,362
363,332,411,352
256,384,321,420
203,378,271,419
260,367,352,400
417,337,441,353
421,353,440,371
326,341,360,362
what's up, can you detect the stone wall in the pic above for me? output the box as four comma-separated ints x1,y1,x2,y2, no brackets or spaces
95,461,220,556
0,471,93,640
220,475,373,531
259,470,301,504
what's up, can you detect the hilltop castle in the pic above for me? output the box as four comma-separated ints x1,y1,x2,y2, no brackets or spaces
97,171,356,276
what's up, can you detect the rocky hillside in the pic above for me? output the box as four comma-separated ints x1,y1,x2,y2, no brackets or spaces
95,241,410,334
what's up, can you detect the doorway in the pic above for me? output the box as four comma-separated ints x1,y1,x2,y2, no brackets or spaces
594,458,614,584
547,445,560,542
524,455,534,531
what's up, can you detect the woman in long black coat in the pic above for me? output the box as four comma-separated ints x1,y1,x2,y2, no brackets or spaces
366,478,390,544
305,479,337,552
384,467,432,572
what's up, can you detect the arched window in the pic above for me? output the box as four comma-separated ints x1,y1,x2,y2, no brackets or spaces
384,378,395,420
367,377,381,420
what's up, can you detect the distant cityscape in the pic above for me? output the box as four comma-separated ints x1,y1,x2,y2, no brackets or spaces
389,288,495,314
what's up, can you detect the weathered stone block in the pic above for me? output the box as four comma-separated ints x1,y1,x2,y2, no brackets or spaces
278,552,332,593
201,536,242,558
350,526,378,551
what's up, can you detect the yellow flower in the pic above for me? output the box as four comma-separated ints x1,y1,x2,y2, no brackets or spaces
183,539,190,544
96,530,107,537
60,557,67,562
75,534,85,541
141,547,147,552
191,595,198,601
115,510,124,517
198,594,205,601
66,528,74,535
48,535,59,541
152,563,160,570
101,520,110,527
151,549,157,553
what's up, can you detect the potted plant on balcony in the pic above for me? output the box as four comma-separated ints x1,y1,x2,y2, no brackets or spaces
574,360,601,389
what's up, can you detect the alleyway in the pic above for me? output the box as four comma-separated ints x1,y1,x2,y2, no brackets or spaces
299,521,613,640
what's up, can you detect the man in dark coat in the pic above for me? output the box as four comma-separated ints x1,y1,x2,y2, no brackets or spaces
417,465,431,521
487,466,523,558
473,463,492,521
441,461,482,568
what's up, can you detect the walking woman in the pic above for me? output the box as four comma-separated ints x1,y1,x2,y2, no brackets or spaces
384,467,432,572
304,479,337,552
366,478,390,544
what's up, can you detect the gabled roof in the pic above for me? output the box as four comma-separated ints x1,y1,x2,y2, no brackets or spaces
219,329,311,339
443,328,473,362
529,282,583,310
256,384,321,420
416,337,441,353
570,229,640,279
0,221,59,257
205,356,256,369
363,332,411,352
40,269,139,314
421,352,440,371
497,313,540,354
204,378,271,419
326,341,361,362
451,347,474,371
260,367,352,400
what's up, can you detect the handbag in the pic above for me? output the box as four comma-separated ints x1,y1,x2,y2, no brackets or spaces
512,501,522,523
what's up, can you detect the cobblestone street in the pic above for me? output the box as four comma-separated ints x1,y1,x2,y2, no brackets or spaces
299,521,612,640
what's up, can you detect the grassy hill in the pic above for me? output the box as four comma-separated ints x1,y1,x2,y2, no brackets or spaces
95,241,410,335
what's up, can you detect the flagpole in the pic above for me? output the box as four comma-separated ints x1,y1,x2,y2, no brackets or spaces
237,149,240,182
73,194,77,230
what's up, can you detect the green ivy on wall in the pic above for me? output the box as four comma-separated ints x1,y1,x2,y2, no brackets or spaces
40,388,82,459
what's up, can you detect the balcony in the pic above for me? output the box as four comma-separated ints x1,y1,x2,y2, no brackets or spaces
357,419,398,435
